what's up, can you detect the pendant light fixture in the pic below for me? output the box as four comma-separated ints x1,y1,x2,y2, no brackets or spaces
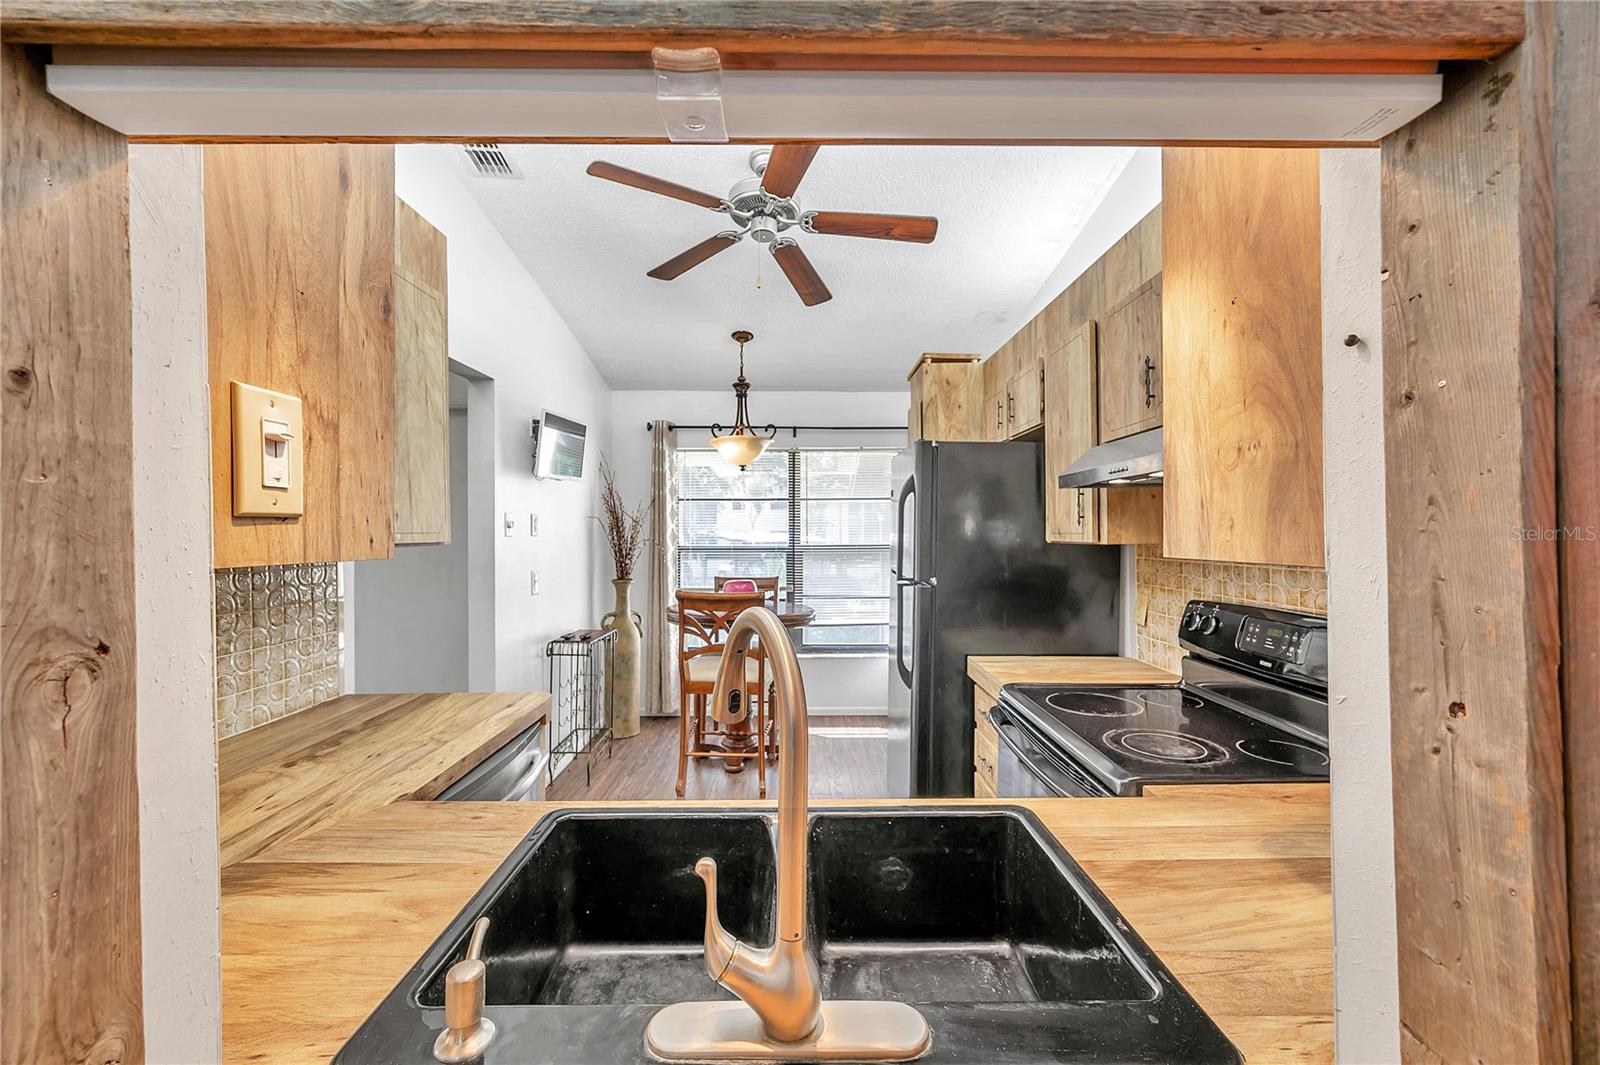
709,330,777,470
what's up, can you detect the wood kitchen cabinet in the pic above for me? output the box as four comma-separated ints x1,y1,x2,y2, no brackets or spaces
1161,147,1323,567
1044,321,1163,545
206,144,396,568
1044,324,1099,542
908,354,983,441
393,199,450,545
1097,274,1163,443
1007,346,1045,437
973,683,1000,797
975,322,1044,442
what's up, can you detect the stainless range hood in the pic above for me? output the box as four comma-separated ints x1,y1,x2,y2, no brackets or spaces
1057,427,1164,489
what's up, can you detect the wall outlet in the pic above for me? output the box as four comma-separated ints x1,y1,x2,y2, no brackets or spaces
530,571,541,596
529,513,539,537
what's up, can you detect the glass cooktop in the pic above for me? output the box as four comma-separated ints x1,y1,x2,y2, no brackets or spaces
999,683,1330,796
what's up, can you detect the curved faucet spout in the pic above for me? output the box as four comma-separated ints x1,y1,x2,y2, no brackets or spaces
701,607,823,1043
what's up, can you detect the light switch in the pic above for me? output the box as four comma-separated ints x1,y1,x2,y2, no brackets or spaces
231,382,304,518
262,418,294,488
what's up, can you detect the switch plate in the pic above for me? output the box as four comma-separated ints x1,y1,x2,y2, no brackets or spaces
231,381,304,518
529,513,539,537
530,571,541,595
503,512,516,537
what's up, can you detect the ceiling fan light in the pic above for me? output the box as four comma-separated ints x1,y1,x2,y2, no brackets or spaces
748,215,779,244
709,433,770,470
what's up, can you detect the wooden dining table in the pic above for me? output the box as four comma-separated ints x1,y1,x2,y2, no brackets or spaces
667,592,816,772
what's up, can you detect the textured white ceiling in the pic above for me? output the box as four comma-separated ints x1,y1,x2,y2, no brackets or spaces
451,144,1134,390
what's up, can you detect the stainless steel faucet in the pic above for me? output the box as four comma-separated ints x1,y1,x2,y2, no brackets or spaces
695,606,823,1042
645,606,930,1061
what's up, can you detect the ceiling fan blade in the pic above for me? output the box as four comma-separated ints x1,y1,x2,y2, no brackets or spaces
647,233,740,280
586,161,724,210
770,242,832,307
761,144,820,199
806,211,939,243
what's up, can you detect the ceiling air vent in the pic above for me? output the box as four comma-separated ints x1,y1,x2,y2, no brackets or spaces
462,143,520,179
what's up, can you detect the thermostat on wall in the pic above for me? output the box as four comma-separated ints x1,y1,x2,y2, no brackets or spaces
231,381,305,518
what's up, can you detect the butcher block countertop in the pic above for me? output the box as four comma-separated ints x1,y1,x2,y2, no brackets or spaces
968,654,1180,693
222,786,1332,1064
217,691,549,866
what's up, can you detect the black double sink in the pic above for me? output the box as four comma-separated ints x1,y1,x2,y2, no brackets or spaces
334,807,1241,1064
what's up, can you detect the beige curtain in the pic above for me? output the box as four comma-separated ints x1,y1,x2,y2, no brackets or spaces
643,421,679,716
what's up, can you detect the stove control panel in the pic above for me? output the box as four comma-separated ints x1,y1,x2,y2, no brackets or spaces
1179,599,1327,691
1237,616,1309,662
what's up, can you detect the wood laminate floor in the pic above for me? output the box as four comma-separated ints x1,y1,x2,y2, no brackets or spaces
546,715,890,801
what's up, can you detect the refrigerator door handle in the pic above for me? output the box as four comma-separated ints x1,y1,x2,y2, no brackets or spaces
893,475,914,578
893,474,916,688
894,585,914,688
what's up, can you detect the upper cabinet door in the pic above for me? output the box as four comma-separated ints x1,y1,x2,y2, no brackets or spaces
1044,322,1099,543
206,145,396,568
1097,275,1163,443
1161,147,1323,568
393,199,450,545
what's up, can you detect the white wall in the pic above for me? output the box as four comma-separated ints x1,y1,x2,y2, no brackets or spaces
1019,147,1162,326
610,390,908,714
352,409,470,692
1320,148,1401,1062
392,145,615,692
129,144,222,1065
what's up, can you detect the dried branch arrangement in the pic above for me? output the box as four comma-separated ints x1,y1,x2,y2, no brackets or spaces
598,460,651,582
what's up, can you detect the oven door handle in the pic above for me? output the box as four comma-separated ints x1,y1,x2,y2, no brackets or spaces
989,706,1075,798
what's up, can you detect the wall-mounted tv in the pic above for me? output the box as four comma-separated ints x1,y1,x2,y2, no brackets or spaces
531,410,586,481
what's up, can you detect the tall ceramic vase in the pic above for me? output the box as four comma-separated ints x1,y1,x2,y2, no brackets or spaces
603,578,643,739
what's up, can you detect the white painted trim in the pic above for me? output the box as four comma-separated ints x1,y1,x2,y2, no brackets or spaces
1320,147,1401,1062
47,63,1438,143
129,144,223,1065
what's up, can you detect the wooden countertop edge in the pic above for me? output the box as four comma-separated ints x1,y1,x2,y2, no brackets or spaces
967,654,1181,693
217,691,550,868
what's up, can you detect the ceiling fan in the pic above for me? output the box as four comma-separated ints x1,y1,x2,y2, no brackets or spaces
585,145,939,307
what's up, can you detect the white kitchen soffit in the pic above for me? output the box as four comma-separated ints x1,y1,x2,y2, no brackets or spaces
46,61,1439,143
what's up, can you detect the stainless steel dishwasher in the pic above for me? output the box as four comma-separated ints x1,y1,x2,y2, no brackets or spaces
436,722,549,801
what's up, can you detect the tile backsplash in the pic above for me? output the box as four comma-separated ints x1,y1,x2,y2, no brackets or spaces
214,563,344,739
1134,543,1327,674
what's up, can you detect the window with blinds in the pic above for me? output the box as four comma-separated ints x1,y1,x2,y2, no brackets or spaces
676,447,896,651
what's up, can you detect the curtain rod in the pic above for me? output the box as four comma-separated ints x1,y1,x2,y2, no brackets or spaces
645,421,907,435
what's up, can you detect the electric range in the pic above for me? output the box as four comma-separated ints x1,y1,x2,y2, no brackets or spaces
991,600,1328,797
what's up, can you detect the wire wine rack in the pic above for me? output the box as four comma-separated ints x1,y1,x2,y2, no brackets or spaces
545,628,616,787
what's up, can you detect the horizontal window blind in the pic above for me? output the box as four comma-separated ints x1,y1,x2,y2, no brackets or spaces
676,446,896,651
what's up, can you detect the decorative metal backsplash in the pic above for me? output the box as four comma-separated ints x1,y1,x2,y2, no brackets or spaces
214,563,343,738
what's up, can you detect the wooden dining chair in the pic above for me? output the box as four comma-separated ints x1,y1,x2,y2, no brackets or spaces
712,576,785,754
675,589,770,798
714,574,781,610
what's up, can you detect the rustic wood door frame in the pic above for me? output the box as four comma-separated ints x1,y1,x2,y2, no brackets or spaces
2,42,144,1065
4,3,1592,1063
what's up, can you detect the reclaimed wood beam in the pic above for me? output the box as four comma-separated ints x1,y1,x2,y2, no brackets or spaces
1,42,144,1065
1380,3,1574,1060
1555,1,1600,1060
1,1,1522,62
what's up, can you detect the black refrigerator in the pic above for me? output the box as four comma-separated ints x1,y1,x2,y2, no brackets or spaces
887,440,1122,797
